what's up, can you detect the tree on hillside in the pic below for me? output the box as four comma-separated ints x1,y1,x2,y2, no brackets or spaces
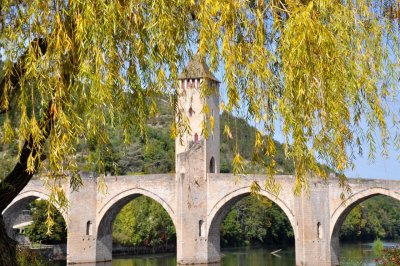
0,1,399,264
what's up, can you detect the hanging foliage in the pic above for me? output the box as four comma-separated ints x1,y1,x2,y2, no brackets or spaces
0,1,399,247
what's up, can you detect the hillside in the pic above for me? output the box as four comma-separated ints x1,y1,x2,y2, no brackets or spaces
0,97,296,179
99,104,295,176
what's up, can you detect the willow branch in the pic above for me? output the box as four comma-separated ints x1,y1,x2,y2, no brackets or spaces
0,100,53,213
0,38,47,114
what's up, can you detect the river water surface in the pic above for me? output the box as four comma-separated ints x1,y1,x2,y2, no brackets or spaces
51,241,398,265
110,242,398,266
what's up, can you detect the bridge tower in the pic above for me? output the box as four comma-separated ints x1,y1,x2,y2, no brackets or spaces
175,54,220,174
175,54,220,264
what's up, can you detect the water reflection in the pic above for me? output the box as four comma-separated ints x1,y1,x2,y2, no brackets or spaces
339,242,373,266
339,241,399,266
65,262,112,266
113,253,176,266
52,242,399,266
113,256,219,266
111,246,295,266
220,247,295,266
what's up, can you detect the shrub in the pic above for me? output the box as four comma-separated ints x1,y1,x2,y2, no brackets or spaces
374,239,384,256
16,246,47,266
376,246,400,266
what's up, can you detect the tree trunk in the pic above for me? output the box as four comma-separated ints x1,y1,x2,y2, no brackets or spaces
0,158,34,265
0,104,52,265
0,142,37,211
0,215,17,266
0,38,49,265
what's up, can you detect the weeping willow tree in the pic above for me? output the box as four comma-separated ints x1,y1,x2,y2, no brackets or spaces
0,0,399,264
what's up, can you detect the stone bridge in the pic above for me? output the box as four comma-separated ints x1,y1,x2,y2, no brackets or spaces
3,56,400,265
3,174,400,265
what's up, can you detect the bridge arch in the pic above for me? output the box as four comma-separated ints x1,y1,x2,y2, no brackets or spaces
96,187,176,262
207,186,297,260
330,187,400,239
330,187,400,265
2,190,68,242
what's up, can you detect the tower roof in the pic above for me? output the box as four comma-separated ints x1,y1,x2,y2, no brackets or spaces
178,54,220,83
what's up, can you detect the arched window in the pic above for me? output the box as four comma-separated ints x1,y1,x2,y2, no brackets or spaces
194,133,199,143
210,157,215,173
317,222,322,239
189,107,194,117
199,220,204,237
86,221,92,236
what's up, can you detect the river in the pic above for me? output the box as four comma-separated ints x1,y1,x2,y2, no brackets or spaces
51,241,398,265
109,242,398,266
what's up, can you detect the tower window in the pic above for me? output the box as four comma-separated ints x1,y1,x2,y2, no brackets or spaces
199,220,205,237
189,107,194,117
187,79,194,89
317,222,323,239
86,221,92,236
210,157,215,173
194,133,199,143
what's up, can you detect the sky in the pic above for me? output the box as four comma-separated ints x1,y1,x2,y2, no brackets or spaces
344,123,400,180
336,100,400,180
212,66,400,181
345,152,400,180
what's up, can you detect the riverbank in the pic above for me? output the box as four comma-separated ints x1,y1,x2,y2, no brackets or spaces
31,243,66,261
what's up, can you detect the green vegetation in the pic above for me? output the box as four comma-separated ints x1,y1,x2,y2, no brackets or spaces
340,196,400,242
0,144,18,181
113,196,176,247
0,113,294,180
1,98,296,177
220,196,294,247
376,247,400,265
112,195,295,248
111,195,400,249
219,112,296,175
373,239,384,256
24,200,67,245
16,247,48,266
